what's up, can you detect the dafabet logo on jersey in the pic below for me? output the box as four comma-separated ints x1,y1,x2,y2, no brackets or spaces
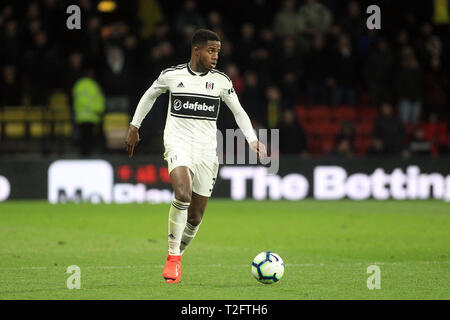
171,93,220,121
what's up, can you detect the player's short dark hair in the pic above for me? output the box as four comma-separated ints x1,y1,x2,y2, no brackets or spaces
191,29,220,48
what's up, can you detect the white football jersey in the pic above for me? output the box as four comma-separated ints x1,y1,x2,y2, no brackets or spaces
131,63,257,152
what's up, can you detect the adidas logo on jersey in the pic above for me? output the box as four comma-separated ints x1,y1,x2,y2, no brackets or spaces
177,82,185,87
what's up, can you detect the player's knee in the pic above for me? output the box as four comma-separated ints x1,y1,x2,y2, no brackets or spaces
187,206,205,226
187,215,202,226
175,190,191,204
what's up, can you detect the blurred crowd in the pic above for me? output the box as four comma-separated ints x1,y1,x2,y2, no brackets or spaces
0,0,449,157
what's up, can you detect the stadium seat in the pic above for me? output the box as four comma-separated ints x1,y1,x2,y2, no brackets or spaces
5,122,26,139
302,121,314,135
355,121,374,136
308,120,329,135
53,121,73,137
307,136,323,155
421,122,448,146
49,92,71,121
333,105,357,122
295,105,307,124
321,136,335,154
319,121,340,137
2,107,26,139
26,108,51,138
49,92,70,108
2,106,26,121
308,106,331,122
354,137,373,155
358,107,378,120
103,112,130,149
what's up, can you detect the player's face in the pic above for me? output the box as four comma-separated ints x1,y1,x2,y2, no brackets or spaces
198,40,221,70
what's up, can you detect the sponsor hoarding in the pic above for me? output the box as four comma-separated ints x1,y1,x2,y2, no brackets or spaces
1,157,449,203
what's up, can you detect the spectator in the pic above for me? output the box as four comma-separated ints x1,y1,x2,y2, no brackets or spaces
147,21,172,48
207,11,232,37
409,126,432,156
369,103,406,155
101,45,132,113
72,69,105,156
65,51,84,97
0,19,21,65
251,28,275,81
278,109,307,155
329,138,354,158
41,0,65,46
241,71,265,127
328,121,355,158
174,25,196,62
423,56,448,118
420,112,448,156
82,15,103,64
339,0,365,47
26,2,40,21
364,38,394,107
265,85,282,129
415,23,441,65
393,30,410,62
0,65,22,106
297,0,333,37
305,34,332,106
149,40,175,80
335,121,355,149
175,0,206,37
275,37,303,102
22,31,58,105
242,0,275,30
330,33,357,107
224,64,244,96
273,0,298,39
235,23,259,70
396,47,423,126
218,38,233,68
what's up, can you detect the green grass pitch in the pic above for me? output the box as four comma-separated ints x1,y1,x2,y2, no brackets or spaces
0,200,448,300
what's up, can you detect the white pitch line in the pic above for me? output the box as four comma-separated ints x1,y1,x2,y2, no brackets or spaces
0,261,448,271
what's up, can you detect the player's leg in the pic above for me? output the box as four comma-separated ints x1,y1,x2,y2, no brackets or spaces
163,165,193,283
179,156,219,255
179,192,209,254
168,166,193,253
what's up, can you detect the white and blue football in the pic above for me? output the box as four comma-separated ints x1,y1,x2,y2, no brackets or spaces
251,251,285,284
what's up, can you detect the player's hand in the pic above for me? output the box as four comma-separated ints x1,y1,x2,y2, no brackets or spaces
125,124,140,158
250,141,267,161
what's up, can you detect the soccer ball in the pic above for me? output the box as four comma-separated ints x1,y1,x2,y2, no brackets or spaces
251,251,285,284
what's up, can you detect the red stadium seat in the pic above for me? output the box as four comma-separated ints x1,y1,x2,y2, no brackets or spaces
308,106,331,122
355,121,374,136
302,122,315,135
358,107,378,120
321,136,335,154
319,122,340,136
308,120,330,135
333,105,357,122
354,137,373,155
295,105,307,124
307,136,323,155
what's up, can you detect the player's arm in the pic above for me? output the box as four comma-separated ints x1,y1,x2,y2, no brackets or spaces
221,84,267,160
126,72,168,158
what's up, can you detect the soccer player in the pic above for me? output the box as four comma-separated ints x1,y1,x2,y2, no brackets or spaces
125,29,266,283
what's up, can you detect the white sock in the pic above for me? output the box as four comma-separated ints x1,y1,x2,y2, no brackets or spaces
180,222,201,255
168,199,190,255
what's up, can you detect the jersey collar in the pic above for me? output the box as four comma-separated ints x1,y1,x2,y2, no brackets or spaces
187,63,209,77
